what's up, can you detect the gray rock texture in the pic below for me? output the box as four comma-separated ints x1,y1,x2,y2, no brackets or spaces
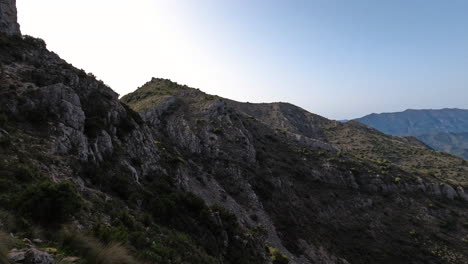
0,0,20,36
24,248,54,264
8,249,26,262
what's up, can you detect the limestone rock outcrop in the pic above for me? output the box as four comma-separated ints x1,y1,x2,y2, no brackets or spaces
0,0,20,36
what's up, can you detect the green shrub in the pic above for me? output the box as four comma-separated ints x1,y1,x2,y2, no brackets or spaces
129,231,150,249
142,176,263,263
140,232,217,264
109,173,133,200
0,163,39,209
118,211,136,230
148,176,207,225
273,253,289,264
13,164,37,182
268,247,289,264
93,224,128,244
16,180,82,228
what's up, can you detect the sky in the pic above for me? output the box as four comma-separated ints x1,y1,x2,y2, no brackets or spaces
16,0,468,120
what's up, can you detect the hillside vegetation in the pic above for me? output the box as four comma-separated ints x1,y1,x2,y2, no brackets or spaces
1,5,468,263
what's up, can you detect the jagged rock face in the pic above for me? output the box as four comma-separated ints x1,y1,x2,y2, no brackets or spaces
122,79,468,264
0,0,20,36
0,37,267,264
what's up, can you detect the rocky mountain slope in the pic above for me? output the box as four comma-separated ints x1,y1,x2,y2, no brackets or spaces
2,3,468,264
355,109,468,159
122,80,468,263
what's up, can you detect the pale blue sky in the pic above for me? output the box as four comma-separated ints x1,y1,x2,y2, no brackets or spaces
17,0,468,119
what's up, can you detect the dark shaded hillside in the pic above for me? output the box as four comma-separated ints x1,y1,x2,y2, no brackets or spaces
355,109,468,159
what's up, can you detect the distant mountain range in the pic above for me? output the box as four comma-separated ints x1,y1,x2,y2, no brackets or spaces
355,108,468,159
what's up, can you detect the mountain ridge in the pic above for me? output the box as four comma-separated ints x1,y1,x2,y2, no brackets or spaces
2,34,468,263
355,108,468,159
2,3,468,263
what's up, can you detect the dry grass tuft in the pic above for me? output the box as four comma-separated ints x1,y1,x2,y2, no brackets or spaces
93,243,135,264
0,232,12,264
61,230,137,264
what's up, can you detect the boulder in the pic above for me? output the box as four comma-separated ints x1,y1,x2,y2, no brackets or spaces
32,239,43,244
441,184,457,200
24,248,54,264
8,249,25,262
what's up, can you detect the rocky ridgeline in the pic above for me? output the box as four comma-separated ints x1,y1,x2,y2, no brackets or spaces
122,78,468,263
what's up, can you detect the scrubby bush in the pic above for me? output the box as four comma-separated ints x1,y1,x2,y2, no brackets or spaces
16,180,82,228
149,184,207,227
93,224,128,244
268,247,289,264
140,231,217,264
273,253,289,264
109,174,134,200
23,35,47,49
0,163,39,209
13,164,37,182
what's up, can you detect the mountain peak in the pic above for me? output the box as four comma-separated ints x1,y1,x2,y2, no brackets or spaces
149,77,180,86
121,77,204,112
0,0,21,36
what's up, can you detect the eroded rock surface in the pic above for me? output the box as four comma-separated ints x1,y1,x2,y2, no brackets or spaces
0,0,20,36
